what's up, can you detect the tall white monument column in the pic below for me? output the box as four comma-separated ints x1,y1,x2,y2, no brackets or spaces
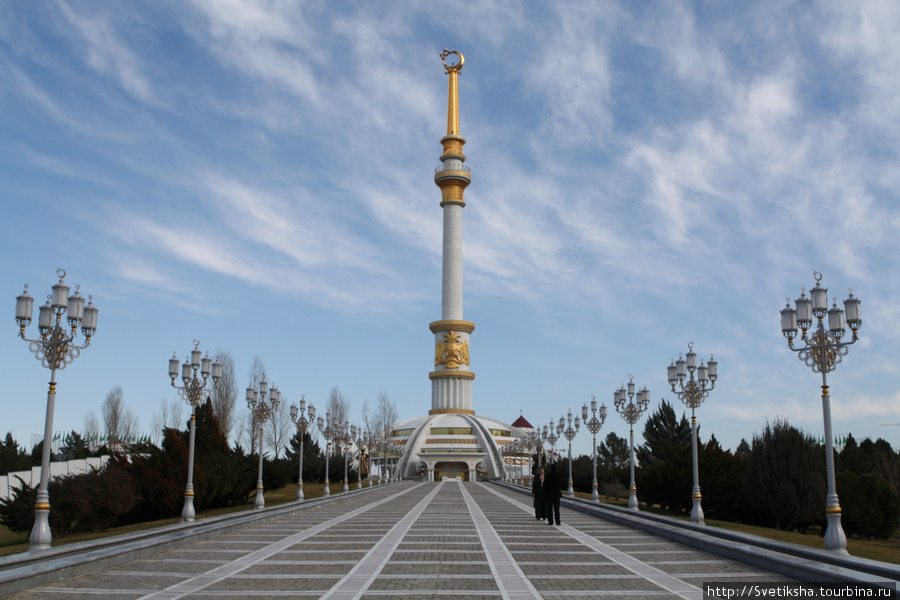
430,50,476,415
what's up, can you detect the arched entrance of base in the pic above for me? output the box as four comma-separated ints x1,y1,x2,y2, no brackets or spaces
435,461,469,481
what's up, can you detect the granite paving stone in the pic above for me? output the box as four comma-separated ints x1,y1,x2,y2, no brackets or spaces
0,481,811,600
203,575,341,592
243,562,357,575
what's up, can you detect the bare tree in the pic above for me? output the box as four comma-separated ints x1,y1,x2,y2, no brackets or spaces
265,398,293,459
83,410,101,451
151,398,185,445
363,390,398,481
373,389,398,436
102,387,123,443
210,350,237,442
245,356,266,454
362,390,398,440
235,412,254,452
101,386,138,450
326,386,351,426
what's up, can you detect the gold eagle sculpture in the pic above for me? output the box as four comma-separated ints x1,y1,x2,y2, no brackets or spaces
434,330,469,369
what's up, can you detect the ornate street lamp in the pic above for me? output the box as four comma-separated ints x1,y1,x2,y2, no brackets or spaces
384,433,395,482
560,411,581,497
368,432,381,485
366,432,377,485
375,434,387,484
668,344,717,525
340,420,351,493
168,340,222,522
520,437,533,485
289,396,314,501
614,377,649,511
317,412,338,496
582,396,608,502
501,441,512,482
16,269,98,551
532,431,546,476
353,425,365,489
542,419,562,463
246,375,280,509
528,430,541,484
505,439,520,484
515,439,525,484
781,271,861,553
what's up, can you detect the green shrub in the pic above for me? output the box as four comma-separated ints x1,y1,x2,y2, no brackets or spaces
0,477,37,534
837,470,900,539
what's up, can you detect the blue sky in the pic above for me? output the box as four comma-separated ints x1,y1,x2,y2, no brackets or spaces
2,1,900,460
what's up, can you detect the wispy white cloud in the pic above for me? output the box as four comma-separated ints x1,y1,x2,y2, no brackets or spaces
819,0,900,134
5,1,900,454
0,59,122,140
56,0,156,104
184,0,327,111
527,4,617,147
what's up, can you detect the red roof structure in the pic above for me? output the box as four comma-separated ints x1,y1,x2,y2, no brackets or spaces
511,415,534,429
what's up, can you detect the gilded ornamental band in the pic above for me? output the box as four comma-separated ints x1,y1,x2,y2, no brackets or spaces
428,408,476,415
430,320,475,333
428,370,476,381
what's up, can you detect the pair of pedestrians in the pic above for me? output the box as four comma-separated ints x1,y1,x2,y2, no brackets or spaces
531,463,563,525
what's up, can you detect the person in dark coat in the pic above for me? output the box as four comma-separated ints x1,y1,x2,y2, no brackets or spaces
531,467,546,520
543,462,563,525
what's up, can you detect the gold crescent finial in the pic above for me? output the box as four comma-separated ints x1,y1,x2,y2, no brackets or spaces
440,49,464,73
813,271,822,283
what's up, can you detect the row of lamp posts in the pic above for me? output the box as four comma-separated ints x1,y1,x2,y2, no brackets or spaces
13,269,860,553
512,271,860,554
528,353,711,519
289,398,379,500
13,269,394,553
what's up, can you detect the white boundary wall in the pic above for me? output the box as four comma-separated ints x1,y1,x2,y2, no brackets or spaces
0,456,109,502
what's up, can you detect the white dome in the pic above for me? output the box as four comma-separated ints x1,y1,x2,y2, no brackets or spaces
389,411,525,480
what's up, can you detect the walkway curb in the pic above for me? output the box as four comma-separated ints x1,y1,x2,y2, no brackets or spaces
0,484,390,596
494,481,900,591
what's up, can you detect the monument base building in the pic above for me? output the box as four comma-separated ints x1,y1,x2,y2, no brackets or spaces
391,412,522,481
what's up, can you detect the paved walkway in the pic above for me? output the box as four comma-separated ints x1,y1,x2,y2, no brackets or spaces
2,481,792,599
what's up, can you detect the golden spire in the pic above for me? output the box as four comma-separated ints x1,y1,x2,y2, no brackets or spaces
441,49,464,136
435,49,471,203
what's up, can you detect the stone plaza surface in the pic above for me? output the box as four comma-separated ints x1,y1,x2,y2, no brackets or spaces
0,481,894,599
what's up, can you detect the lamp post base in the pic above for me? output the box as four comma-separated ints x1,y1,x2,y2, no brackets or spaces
342,480,349,493
691,493,705,525
628,487,639,511
254,485,265,509
181,492,196,522
296,482,304,501
591,482,599,502
29,504,52,551
824,511,849,553
323,481,330,497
